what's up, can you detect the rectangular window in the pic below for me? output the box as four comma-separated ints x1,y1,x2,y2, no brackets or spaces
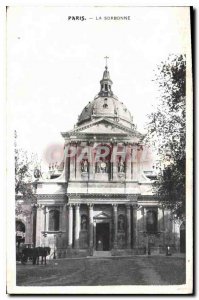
48,209,60,231
146,209,158,233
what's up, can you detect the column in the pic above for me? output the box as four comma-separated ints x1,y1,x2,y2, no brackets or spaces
25,213,32,245
61,203,67,253
88,142,94,180
158,206,163,232
70,143,76,180
88,204,94,251
126,144,132,180
76,143,81,180
112,143,118,180
143,207,147,232
43,206,47,232
126,205,131,249
32,205,38,247
46,207,49,232
61,203,67,232
68,204,73,248
59,206,63,231
132,145,138,181
159,206,165,247
74,204,80,249
113,204,118,249
35,205,45,247
64,139,70,180
132,205,138,248
162,207,165,247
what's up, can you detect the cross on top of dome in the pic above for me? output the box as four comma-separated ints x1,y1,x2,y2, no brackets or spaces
99,57,113,97
104,56,109,67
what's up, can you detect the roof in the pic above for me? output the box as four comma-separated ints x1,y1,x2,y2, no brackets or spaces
77,66,134,129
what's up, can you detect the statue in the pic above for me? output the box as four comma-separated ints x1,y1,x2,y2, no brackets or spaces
81,160,88,173
100,161,107,173
118,159,125,173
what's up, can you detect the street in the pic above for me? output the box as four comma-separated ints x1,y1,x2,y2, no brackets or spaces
16,255,185,286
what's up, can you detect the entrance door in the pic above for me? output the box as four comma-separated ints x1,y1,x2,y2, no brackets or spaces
96,223,110,251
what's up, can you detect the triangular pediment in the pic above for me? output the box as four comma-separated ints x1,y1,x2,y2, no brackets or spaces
62,118,140,137
94,211,111,219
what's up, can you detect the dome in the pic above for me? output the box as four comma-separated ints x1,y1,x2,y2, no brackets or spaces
77,66,134,129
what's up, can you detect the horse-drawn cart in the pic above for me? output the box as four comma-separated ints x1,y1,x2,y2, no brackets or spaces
19,245,51,265
16,243,33,263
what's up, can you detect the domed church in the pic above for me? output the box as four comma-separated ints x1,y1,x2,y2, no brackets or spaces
30,63,183,257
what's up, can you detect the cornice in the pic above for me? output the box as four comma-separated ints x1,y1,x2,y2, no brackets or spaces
67,193,139,199
36,194,66,199
61,117,142,138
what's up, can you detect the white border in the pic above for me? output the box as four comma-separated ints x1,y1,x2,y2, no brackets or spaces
4,3,194,295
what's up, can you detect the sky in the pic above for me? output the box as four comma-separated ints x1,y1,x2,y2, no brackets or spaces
7,6,190,167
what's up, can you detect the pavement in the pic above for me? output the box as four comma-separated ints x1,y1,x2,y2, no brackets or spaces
16,255,185,286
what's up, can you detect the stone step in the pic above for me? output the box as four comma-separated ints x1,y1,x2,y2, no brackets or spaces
93,251,112,257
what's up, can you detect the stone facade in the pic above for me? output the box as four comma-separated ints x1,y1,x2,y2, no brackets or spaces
18,65,183,256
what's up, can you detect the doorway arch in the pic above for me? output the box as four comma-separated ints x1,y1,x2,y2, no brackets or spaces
16,220,25,248
93,212,112,251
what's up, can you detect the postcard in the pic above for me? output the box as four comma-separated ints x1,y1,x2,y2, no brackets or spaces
6,5,193,294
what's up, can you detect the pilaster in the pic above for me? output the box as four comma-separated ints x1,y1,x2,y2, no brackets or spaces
112,143,118,180
61,203,67,232
126,144,132,180
35,205,44,246
68,204,73,248
132,145,138,181
132,205,138,248
88,204,94,251
126,205,131,249
113,204,118,249
74,204,80,249
70,143,76,180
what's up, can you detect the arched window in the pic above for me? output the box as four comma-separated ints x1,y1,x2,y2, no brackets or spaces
118,215,126,231
16,220,25,233
103,98,108,108
49,209,60,231
81,215,88,230
146,210,157,233
16,220,25,246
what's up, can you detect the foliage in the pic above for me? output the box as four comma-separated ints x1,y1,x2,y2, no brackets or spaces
15,131,39,214
153,159,185,218
147,54,186,220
